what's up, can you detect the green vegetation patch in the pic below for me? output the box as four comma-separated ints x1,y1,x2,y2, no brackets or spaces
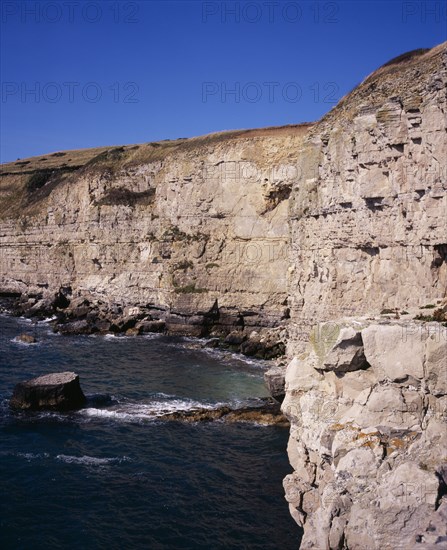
96,187,155,207
173,260,193,271
26,169,54,192
162,225,208,243
415,307,446,323
84,147,129,175
90,147,126,164
21,165,83,212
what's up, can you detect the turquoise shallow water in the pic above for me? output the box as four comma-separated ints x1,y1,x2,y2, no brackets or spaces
0,315,301,549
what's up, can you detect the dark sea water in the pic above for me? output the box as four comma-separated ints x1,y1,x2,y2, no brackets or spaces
0,315,301,549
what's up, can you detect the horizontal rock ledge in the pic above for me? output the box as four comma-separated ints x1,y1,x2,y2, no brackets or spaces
159,400,289,426
10,371,86,411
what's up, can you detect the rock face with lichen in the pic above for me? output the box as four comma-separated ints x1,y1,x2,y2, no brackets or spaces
287,43,447,357
283,319,447,549
282,44,447,549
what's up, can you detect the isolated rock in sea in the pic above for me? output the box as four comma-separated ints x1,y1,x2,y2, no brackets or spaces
16,333,36,344
10,372,86,411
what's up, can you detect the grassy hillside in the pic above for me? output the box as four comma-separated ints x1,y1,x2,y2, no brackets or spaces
0,123,312,220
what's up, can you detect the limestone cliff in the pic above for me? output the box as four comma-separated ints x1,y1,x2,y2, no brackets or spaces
283,317,447,549
282,44,447,548
288,43,446,356
1,42,446,549
0,126,309,347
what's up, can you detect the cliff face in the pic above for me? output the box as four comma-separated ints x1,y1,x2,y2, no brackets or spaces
282,44,447,548
283,318,447,549
1,42,446,549
0,126,308,342
288,43,447,355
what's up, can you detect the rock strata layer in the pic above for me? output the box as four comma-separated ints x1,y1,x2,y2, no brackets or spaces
10,372,86,411
287,44,447,356
0,126,308,351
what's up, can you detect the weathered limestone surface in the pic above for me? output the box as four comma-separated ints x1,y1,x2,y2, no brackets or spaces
283,320,447,549
0,127,308,341
1,43,446,548
288,43,447,356
282,44,447,549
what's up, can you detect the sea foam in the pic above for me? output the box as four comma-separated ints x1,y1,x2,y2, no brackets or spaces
56,454,131,466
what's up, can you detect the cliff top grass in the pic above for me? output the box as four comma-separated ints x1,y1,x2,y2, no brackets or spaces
2,40,444,179
310,41,446,137
1,123,312,176
0,123,311,219
1,40,445,219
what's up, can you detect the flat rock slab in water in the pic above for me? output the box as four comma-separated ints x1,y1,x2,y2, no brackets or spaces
160,402,289,427
10,372,86,411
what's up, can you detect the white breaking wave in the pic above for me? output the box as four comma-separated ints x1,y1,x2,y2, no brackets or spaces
39,316,57,324
56,454,131,466
9,451,129,466
141,333,162,340
102,333,136,341
11,337,38,346
78,398,227,423
151,392,175,399
103,333,120,340
16,452,50,460
198,344,270,370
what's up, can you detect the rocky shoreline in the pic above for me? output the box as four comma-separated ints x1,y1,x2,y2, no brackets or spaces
0,292,287,361
157,399,289,426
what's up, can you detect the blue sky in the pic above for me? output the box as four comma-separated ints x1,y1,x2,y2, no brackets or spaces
1,0,445,162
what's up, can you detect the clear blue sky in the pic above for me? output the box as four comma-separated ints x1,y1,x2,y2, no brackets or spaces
1,0,445,162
